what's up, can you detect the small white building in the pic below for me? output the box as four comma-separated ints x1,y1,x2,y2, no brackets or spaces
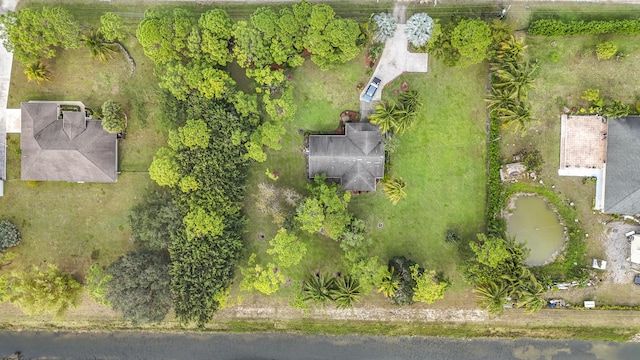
630,235,640,265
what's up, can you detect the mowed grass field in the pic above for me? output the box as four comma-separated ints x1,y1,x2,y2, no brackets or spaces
1,11,166,279
241,53,488,303
349,61,488,291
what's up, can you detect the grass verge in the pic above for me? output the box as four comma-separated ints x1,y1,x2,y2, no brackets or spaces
0,317,634,342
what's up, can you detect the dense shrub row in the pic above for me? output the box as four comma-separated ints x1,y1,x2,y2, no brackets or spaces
485,114,506,238
528,18,640,36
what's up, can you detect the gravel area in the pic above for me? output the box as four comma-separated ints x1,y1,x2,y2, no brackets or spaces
603,221,639,284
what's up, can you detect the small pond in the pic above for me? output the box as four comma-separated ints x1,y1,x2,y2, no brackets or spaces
506,196,564,266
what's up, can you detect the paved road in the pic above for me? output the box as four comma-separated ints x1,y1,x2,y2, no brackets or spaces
1,331,640,360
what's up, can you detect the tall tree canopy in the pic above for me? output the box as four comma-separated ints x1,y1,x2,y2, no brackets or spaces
450,19,492,68
129,190,184,250
137,9,234,100
105,249,172,324
0,7,81,64
149,92,255,327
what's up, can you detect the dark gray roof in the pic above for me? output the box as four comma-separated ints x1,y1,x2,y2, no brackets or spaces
21,102,118,182
604,116,640,214
308,122,384,191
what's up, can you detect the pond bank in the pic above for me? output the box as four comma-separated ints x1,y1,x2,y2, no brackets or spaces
505,192,568,266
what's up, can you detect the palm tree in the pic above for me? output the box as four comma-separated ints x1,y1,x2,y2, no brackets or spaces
382,177,407,205
493,61,539,101
397,90,421,113
377,267,400,298
369,101,397,134
474,281,509,315
485,87,517,112
23,61,51,85
496,102,532,134
518,273,547,314
495,36,527,64
331,275,362,309
394,100,422,134
302,272,335,304
82,30,116,62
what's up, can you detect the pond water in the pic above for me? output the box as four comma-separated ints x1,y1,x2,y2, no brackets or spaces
506,196,564,266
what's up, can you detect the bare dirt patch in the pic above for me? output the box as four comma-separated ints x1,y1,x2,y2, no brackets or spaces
603,221,639,284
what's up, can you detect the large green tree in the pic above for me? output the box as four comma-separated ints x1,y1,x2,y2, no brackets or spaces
197,9,234,66
266,228,306,268
9,264,82,318
305,5,362,70
295,175,352,240
99,12,127,42
137,8,194,65
105,249,172,324
410,265,447,304
148,92,255,327
0,7,81,64
450,19,492,68
129,190,183,250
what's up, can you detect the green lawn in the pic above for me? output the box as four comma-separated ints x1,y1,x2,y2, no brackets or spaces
0,135,154,277
349,62,488,291
241,52,488,301
1,9,167,278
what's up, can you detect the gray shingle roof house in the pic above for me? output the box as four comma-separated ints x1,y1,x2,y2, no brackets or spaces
308,122,384,191
558,115,640,215
21,101,118,183
603,116,640,214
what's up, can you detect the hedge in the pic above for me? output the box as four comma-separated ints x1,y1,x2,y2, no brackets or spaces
485,113,506,238
528,19,640,36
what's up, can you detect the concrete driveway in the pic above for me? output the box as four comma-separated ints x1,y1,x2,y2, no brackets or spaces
0,0,18,195
359,24,429,119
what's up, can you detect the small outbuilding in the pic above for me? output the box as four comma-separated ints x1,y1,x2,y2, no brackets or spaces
630,235,640,265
